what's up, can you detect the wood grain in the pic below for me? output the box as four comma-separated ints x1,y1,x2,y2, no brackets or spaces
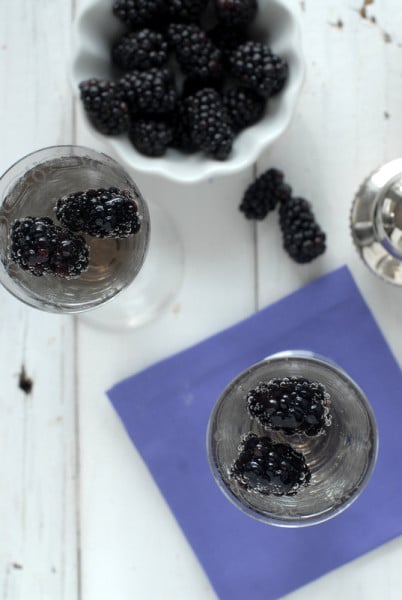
0,1,79,599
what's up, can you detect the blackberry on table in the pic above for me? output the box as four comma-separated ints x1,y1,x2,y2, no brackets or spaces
56,188,141,239
167,23,223,81
118,68,177,115
239,168,291,220
129,118,174,156
228,41,288,98
165,0,209,23
79,78,129,135
223,86,266,133
279,196,326,263
10,217,89,279
231,434,311,496
214,0,258,28
112,30,168,72
247,377,331,436
186,88,234,160
112,0,165,28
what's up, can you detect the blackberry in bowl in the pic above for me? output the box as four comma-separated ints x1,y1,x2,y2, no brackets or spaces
72,0,304,183
207,351,378,526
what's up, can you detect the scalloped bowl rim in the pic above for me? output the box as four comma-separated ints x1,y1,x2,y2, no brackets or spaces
71,0,305,184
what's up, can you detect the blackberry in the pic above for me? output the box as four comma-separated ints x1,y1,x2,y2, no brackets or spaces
79,79,129,135
129,118,174,156
167,23,223,81
186,88,234,160
79,79,116,113
214,0,258,28
165,0,209,23
231,434,311,496
239,168,291,220
10,217,89,279
223,87,266,133
269,53,289,95
112,30,168,72
181,76,222,98
119,68,177,115
56,188,141,239
279,197,326,263
49,233,90,279
228,41,288,98
112,0,165,28
247,377,331,437
170,99,199,153
207,24,247,55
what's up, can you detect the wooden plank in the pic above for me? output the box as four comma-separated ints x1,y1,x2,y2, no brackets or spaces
257,0,402,350
257,2,402,599
74,159,257,599
0,0,79,598
72,34,257,594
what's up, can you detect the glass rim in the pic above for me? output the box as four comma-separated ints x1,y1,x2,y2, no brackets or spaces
0,144,120,182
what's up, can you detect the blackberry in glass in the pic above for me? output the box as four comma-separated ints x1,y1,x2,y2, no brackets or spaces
207,351,378,526
0,146,149,314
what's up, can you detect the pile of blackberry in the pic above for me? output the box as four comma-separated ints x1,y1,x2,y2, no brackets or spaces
10,188,141,279
240,168,327,264
78,0,289,160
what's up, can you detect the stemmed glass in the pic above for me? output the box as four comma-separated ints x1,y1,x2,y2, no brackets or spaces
0,145,183,329
207,350,378,527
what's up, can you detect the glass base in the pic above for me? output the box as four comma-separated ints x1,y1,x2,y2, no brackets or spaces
79,201,184,331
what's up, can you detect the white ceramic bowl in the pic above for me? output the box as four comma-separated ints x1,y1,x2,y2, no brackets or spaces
72,0,304,183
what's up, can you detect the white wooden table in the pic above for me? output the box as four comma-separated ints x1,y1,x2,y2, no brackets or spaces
1,1,402,598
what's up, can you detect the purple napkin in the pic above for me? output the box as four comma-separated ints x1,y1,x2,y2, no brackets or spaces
108,266,402,600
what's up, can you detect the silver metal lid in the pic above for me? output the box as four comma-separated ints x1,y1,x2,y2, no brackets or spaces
351,158,402,285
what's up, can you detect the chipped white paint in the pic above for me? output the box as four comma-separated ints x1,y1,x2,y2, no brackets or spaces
1,0,402,599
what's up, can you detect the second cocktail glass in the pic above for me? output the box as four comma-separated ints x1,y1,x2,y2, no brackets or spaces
207,350,378,527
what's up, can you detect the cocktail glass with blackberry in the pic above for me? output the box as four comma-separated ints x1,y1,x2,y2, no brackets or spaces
0,145,182,327
351,157,402,285
207,351,378,527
